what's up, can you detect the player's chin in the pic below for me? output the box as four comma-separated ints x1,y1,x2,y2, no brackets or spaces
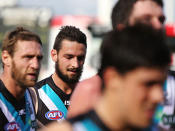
132,114,154,128
141,120,152,128
25,80,37,87
133,120,151,129
68,72,79,78
138,116,153,128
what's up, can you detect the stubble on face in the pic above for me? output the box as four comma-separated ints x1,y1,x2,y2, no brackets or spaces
55,61,83,85
11,60,39,88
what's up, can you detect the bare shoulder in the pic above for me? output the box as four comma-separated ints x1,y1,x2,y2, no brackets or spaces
71,74,102,101
76,75,102,92
39,121,72,131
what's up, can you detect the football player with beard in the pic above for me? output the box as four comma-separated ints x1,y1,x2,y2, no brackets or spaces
32,25,87,128
0,27,43,131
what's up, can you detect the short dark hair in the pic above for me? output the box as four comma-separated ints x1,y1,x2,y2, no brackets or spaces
2,26,42,57
111,0,163,29
99,24,170,76
53,25,87,52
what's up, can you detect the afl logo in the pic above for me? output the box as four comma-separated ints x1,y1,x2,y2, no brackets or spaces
45,110,64,120
4,122,21,131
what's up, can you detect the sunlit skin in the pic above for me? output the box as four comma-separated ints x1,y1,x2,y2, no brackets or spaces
11,40,43,87
129,0,165,30
68,75,102,118
51,39,86,94
1,40,43,99
95,67,167,130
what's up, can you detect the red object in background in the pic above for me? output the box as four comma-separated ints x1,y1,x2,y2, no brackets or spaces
50,15,96,28
166,24,175,67
165,24,175,37
51,16,64,27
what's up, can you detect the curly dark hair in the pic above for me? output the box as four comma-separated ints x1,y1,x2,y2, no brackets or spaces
53,25,87,52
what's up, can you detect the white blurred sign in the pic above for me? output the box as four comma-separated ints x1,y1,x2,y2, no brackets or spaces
0,7,52,27
0,0,17,7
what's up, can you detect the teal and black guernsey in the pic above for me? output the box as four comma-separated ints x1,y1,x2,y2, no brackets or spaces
34,76,71,126
0,80,36,131
68,110,146,131
68,110,111,131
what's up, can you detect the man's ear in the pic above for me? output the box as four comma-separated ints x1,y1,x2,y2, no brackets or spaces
1,50,11,67
103,67,123,91
116,24,125,31
51,49,58,62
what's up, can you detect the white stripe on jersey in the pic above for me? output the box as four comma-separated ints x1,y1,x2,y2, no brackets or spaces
159,75,175,129
0,99,15,122
38,88,64,122
73,122,87,131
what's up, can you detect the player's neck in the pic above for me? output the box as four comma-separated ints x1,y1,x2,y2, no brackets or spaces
95,92,132,131
0,73,26,100
52,73,74,95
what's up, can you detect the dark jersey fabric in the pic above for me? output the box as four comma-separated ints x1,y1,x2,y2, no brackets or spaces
0,80,27,131
68,110,147,131
35,76,71,126
68,110,111,131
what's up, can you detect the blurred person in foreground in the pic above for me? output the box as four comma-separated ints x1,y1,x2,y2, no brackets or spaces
69,0,165,115
69,0,175,130
0,27,43,131
30,25,87,128
41,24,171,131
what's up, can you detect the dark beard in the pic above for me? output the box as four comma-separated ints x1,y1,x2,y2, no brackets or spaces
55,62,82,84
